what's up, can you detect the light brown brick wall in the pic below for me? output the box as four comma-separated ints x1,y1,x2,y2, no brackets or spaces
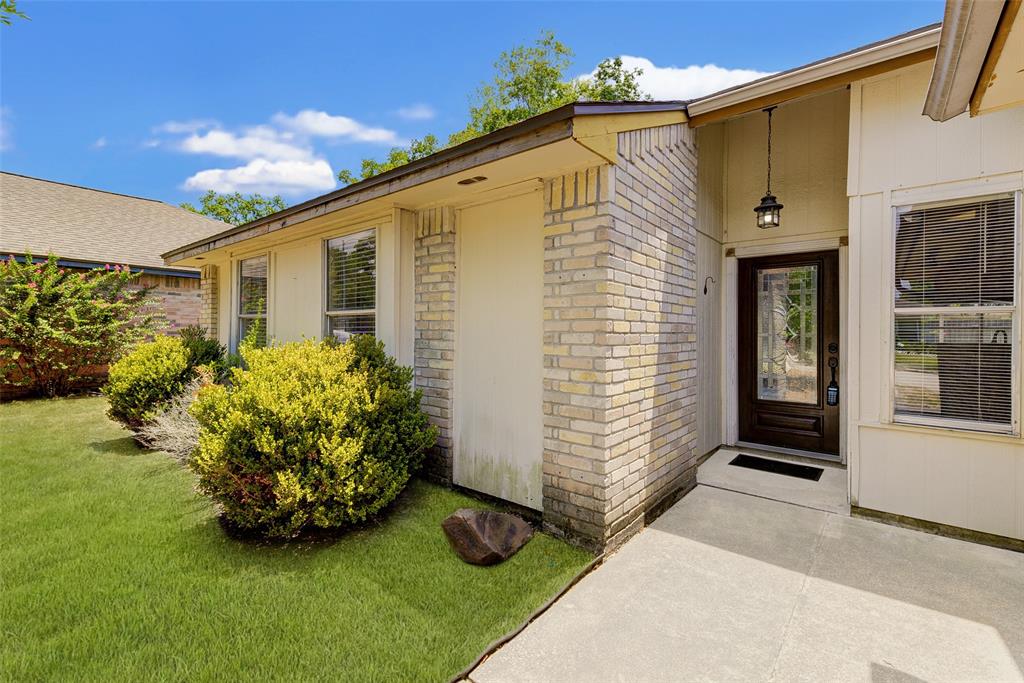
139,273,202,334
414,207,456,481
541,124,699,549
199,264,219,338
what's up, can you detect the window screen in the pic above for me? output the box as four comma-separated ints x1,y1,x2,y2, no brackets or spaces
893,194,1017,432
238,255,267,347
325,229,376,340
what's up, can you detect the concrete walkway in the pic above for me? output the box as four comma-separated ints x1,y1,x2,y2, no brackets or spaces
471,486,1024,682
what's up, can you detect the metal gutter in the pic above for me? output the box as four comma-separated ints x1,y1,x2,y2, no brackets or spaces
924,0,1007,121
11,253,199,278
688,23,942,117
162,101,686,263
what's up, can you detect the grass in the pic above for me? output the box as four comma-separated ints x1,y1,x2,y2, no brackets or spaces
1,396,590,682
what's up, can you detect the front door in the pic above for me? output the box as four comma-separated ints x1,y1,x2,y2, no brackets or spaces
738,251,840,456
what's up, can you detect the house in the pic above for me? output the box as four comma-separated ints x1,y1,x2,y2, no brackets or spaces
0,172,231,333
163,11,1024,551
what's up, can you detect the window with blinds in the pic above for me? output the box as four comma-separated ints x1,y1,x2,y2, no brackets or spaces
325,228,376,341
892,194,1018,433
238,255,268,347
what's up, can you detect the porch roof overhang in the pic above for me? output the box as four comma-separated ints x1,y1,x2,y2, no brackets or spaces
162,102,687,265
923,0,1023,121
686,23,941,127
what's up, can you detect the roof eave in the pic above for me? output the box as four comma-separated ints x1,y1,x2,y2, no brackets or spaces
924,0,1009,122
687,23,942,122
162,101,686,263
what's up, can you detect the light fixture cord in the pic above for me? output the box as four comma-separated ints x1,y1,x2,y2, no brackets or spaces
766,107,773,194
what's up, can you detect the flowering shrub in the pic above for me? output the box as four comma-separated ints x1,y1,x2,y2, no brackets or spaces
105,335,193,431
0,253,154,396
189,337,437,538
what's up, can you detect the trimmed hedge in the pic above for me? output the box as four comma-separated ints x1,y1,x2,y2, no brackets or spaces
189,337,437,538
105,336,193,431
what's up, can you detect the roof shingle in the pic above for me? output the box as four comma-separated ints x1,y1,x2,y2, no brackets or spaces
0,172,231,271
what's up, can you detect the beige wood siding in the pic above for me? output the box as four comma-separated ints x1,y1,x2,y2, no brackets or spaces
453,191,545,510
696,232,723,456
848,60,1024,540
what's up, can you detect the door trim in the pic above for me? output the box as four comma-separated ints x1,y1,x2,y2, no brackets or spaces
735,248,841,459
724,242,849,463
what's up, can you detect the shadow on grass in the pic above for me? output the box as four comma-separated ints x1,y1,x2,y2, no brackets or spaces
88,436,140,457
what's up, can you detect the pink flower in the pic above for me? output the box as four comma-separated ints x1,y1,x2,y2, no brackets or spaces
104,264,110,270
26,282,37,289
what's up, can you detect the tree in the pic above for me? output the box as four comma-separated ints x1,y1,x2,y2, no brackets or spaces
338,31,647,184
336,135,440,185
0,0,28,26
0,254,156,397
181,191,287,226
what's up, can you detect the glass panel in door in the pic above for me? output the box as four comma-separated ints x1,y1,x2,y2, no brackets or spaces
756,265,819,404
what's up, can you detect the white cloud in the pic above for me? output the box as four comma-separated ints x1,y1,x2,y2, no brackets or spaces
179,126,314,162
272,109,402,144
0,107,12,151
586,56,774,101
395,103,436,121
92,137,108,149
183,159,337,196
154,119,219,134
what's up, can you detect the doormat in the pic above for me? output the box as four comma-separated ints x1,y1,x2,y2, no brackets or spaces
728,454,824,481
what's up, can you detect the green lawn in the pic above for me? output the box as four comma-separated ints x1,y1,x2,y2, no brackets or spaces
1,396,589,682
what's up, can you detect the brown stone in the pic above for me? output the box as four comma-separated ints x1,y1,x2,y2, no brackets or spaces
441,508,534,566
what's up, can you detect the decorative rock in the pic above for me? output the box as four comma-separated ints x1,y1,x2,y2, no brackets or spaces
441,508,534,566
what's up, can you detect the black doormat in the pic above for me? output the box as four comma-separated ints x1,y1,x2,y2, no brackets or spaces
728,454,824,481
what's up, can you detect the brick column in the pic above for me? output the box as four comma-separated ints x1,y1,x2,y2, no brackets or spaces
414,207,456,481
542,165,619,545
542,124,699,550
199,264,219,339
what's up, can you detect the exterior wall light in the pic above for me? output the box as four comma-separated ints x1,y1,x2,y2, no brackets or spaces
754,106,783,229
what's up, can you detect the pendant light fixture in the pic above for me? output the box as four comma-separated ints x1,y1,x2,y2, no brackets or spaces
754,106,783,229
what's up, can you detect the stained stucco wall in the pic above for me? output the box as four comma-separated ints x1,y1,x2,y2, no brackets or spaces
848,60,1024,540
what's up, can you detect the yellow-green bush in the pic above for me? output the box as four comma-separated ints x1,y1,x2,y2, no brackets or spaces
105,336,192,430
189,337,437,538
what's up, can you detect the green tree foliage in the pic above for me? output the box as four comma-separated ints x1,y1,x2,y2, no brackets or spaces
338,31,647,184
336,135,441,185
189,337,437,538
0,0,29,26
0,254,155,396
180,191,287,226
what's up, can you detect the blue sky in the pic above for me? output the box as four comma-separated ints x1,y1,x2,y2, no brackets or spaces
1,1,943,207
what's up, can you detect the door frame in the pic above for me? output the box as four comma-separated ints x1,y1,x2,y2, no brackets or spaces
723,238,849,463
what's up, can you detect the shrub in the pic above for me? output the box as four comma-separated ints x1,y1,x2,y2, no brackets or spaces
105,336,192,431
178,324,225,370
0,253,155,397
135,370,213,463
189,338,437,538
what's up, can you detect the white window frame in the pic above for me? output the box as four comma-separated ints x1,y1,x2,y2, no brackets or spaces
235,253,270,349
889,191,1021,436
323,227,378,339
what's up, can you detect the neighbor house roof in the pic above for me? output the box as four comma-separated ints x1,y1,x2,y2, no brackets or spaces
1,172,230,274
924,0,1022,121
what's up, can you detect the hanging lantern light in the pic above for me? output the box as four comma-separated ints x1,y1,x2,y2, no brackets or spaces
754,106,783,229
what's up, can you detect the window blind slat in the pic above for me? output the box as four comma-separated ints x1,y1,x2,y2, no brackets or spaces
893,194,1016,432
325,229,376,340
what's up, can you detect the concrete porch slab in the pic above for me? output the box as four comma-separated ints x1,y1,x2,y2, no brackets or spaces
470,486,1024,683
698,447,850,514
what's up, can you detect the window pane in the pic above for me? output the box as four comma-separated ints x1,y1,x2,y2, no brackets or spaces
239,315,268,348
327,230,376,312
756,265,818,404
239,256,268,316
327,314,375,342
895,196,1015,308
894,312,1012,426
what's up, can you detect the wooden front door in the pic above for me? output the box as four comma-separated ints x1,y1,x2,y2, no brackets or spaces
738,251,840,456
